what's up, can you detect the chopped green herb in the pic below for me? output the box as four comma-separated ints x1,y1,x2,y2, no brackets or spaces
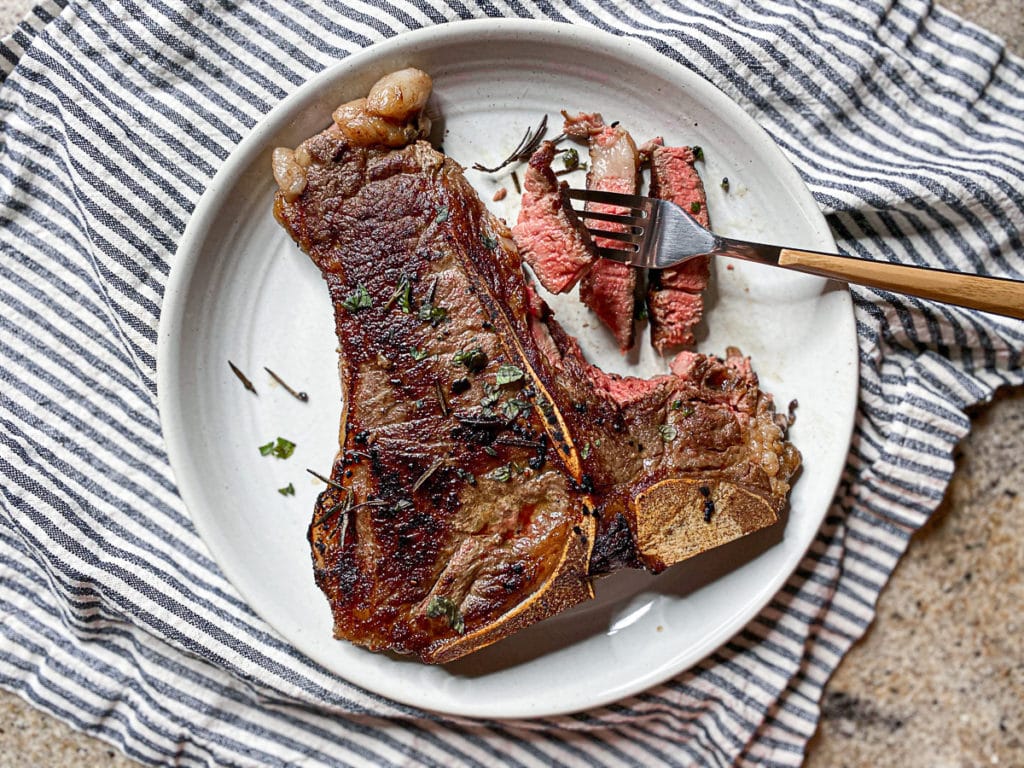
261,437,297,460
581,441,591,460
397,283,413,313
435,205,449,223
562,147,580,170
500,398,529,420
278,482,295,496
496,364,525,386
692,145,704,162
385,277,413,313
634,302,648,321
720,176,730,192
690,201,702,215
480,383,501,409
418,303,448,326
481,234,498,250
483,445,499,457
425,595,464,634
454,467,477,486
341,284,372,312
671,400,695,416
410,347,430,361
659,424,678,443
453,347,488,373
488,464,513,483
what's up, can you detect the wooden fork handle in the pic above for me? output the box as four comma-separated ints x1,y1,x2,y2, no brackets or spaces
778,248,1024,320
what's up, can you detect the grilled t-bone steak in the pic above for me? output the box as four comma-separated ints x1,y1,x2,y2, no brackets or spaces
272,70,801,664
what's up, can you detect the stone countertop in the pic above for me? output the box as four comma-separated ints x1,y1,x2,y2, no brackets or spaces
0,2,1021,767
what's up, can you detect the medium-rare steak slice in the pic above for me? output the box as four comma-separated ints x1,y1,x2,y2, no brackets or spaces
512,141,596,293
563,112,641,351
273,71,800,664
647,144,711,351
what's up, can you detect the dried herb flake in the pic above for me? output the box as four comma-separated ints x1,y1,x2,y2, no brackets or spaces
278,482,295,496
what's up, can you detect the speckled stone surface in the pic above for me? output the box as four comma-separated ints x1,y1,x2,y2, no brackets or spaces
0,2,1022,766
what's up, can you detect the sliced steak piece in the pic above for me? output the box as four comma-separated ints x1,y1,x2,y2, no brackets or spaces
647,145,711,351
512,141,596,294
273,74,800,663
563,111,641,352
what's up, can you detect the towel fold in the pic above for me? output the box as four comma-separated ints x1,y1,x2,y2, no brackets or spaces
1,0,1021,765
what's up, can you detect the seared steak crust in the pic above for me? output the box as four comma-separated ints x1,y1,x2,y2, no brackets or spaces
274,80,800,663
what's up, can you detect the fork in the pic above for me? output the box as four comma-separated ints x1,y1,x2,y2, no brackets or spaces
566,189,1024,320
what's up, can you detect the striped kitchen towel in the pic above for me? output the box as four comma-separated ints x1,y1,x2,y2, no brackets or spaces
1,0,1022,765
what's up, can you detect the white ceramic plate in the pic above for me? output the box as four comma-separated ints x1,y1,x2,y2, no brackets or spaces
158,20,858,719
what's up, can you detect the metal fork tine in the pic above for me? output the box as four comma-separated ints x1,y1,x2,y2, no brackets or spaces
594,246,635,263
584,228,643,245
570,208,645,228
565,188,651,212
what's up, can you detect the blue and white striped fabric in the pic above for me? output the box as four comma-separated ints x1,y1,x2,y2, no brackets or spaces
1,0,1022,765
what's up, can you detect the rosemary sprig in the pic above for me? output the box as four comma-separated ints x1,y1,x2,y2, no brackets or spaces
306,468,346,492
434,382,450,417
312,489,352,528
264,367,308,402
228,360,257,395
472,115,549,173
494,435,543,449
412,457,445,492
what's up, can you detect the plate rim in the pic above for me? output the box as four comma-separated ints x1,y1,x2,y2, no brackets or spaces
157,17,859,718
